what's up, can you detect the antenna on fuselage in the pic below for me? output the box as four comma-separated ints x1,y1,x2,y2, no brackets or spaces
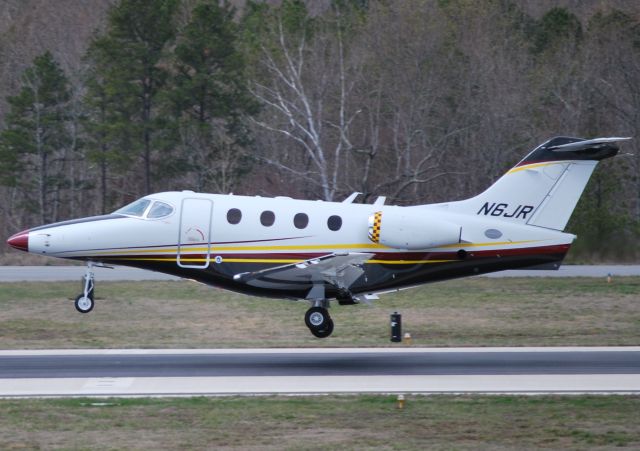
342,192,361,203
373,196,386,206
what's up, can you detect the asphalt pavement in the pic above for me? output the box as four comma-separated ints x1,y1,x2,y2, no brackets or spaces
0,265,639,282
1,348,639,396
1,348,638,378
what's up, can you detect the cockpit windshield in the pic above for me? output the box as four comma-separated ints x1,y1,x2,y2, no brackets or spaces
113,198,174,219
147,201,174,219
113,199,152,217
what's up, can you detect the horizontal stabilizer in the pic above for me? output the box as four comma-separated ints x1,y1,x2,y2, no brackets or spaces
549,137,631,152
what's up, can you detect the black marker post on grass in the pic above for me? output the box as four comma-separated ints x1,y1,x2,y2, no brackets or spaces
390,312,402,342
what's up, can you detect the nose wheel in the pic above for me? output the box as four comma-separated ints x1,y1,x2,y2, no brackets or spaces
75,293,94,313
305,306,334,338
75,263,95,314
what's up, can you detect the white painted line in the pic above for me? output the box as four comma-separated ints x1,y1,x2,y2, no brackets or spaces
2,374,639,397
0,346,639,356
82,378,134,392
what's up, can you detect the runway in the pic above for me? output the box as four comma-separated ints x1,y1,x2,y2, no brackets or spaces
1,348,639,397
1,265,639,282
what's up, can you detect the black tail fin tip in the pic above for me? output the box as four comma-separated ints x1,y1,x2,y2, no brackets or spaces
518,136,630,167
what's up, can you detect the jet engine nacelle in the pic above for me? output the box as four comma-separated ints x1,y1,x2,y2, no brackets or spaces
368,210,461,250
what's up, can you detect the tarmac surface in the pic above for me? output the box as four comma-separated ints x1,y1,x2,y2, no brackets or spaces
0,265,639,282
1,348,639,397
1,348,639,378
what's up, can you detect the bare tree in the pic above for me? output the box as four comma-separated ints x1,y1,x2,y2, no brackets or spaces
249,5,361,201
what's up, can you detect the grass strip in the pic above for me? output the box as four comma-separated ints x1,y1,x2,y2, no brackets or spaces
0,277,638,348
0,395,638,449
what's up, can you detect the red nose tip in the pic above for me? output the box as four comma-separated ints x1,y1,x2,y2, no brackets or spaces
7,230,29,252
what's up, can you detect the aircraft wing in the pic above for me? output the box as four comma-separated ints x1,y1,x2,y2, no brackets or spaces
233,252,373,290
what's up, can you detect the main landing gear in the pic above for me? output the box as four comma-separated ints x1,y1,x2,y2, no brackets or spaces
304,301,334,338
74,263,95,313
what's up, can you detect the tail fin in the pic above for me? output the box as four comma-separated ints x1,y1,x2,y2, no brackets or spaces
451,136,631,231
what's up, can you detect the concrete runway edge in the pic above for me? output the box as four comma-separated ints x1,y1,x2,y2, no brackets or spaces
1,347,639,397
3,375,640,398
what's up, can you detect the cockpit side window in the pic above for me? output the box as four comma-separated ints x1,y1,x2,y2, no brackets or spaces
113,199,152,217
147,201,174,219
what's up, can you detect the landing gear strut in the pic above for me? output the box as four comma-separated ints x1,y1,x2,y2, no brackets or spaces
75,263,95,313
305,304,334,338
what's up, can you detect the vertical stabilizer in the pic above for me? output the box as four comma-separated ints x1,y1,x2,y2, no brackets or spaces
450,137,630,231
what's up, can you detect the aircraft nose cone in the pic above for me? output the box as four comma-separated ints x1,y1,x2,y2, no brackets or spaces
7,230,29,252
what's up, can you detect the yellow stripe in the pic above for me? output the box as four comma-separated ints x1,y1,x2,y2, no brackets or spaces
92,240,542,259
507,161,566,174
95,240,537,256
367,259,453,264
97,242,390,255
108,257,303,263
107,257,455,265
213,243,389,251
223,258,300,263
116,257,180,261
99,247,180,255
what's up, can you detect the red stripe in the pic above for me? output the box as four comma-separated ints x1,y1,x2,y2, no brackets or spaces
99,244,570,262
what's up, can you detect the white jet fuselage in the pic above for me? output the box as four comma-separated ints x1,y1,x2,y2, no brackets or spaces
7,136,628,337
14,190,574,300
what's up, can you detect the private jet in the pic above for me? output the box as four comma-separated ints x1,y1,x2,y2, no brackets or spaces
6,136,630,337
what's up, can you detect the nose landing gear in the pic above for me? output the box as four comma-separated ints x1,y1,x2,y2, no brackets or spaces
74,263,95,313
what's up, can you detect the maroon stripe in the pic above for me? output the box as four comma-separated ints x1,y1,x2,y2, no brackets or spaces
468,244,570,257
98,244,570,262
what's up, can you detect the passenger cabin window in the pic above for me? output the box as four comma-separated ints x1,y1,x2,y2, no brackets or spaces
327,215,342,231
114,199,151,217
227,208,242,224
147,201,174,219
260,210,275,227
294,213,308,229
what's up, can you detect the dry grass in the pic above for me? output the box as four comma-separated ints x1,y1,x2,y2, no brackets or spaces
0,252,83,265
0,395,638,450
0,277,639,348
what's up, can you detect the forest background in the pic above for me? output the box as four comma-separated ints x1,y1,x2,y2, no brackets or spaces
0,0,639,262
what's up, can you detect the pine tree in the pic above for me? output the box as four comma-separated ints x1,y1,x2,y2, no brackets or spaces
166,1,257,193
84,0,178,196
0,51,71,223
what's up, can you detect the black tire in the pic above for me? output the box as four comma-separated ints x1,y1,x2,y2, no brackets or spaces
74,294,94,314
305,306,330,330
310,317,334,338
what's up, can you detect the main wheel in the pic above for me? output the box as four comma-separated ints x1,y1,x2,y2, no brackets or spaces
74,294,94,314
305,306,330,330
310,317,334,338
305,307,334,338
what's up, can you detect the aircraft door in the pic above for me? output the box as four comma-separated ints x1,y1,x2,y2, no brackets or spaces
177,198,213,269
